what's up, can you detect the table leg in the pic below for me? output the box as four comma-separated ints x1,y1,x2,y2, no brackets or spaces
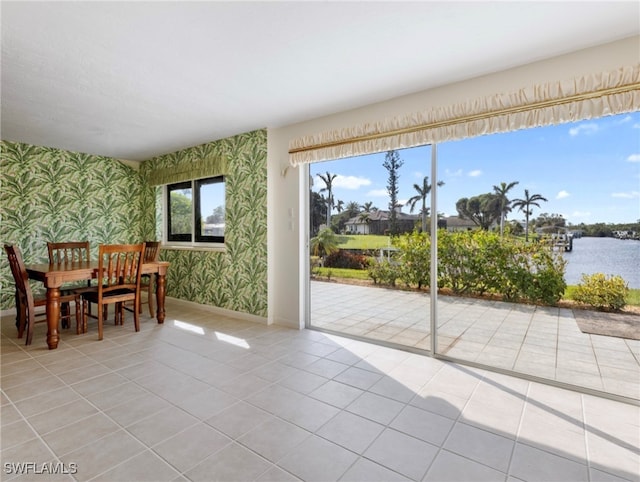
46,287,61,349
155,272,166,324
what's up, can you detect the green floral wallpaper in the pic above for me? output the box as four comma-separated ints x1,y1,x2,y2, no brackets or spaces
141,130,267,317
0,141,147,309
1,129,267,318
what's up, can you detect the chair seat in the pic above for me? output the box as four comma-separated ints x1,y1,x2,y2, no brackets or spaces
82,287,137,303
65,285,96,296
30,292,48,307
32,289,48,301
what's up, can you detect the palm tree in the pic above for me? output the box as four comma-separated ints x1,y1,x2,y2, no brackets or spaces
310,227,339,258
344,201,360,219
512,189,548,242
493,181,519,237
318,171,337,228
406,176,444,232
361,201,376,212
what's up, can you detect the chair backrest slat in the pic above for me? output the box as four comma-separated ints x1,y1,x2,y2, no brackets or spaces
98,243,145,295
143,241,161,263
47,241,90,264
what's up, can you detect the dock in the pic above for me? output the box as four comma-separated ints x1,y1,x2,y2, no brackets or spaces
540,233,574,252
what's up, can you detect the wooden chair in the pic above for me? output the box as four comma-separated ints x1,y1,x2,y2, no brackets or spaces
80,243,145,340
47,241,92,329
4,244,79,345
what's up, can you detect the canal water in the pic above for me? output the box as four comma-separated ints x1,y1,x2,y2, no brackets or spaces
562,237,640,288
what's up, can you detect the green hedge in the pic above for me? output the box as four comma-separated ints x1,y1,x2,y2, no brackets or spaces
368,230,567,305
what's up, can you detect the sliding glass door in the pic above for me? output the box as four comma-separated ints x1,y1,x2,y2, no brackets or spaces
308,145,434,352
306,111,639,401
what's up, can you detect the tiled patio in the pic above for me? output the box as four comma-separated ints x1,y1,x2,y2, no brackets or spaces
311,280,640,401
1,298,639,482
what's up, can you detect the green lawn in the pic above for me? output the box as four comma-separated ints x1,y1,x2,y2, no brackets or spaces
335,235,391,250
313,267,370,280
627,289,640,306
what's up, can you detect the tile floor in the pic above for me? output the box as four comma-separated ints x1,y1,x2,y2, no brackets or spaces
1,298,639,482
311,281,640,401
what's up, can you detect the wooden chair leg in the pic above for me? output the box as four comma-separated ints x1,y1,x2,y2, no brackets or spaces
84,304,89,334
147,282,155,319
97,302,104,341
81,298,90,334
134,301,140,332
74,297,81,334
81,299,86,334
14,289,21,330
16,296,27,339
61,302,70,329
77,305,83,334
25,306,35,346
115,302,123,325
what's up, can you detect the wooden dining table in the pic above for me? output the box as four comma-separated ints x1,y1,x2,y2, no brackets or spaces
25,260,170,349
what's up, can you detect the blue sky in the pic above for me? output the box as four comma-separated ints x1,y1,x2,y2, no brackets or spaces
311,112,640,225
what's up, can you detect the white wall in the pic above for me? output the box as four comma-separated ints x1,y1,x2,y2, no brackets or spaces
267,36,640,329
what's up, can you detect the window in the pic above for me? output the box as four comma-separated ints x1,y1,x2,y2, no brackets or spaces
167,176,225,244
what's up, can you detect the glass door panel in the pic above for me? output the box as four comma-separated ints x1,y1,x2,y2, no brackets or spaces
308,145,433,352
434,112,640,401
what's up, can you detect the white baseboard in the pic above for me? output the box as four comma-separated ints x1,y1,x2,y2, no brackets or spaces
165,297,269,325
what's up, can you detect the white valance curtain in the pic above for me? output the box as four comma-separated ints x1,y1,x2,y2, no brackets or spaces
289,65,640,166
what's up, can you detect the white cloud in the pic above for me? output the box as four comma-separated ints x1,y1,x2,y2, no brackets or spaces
413,171,424,179
468,170,482,177
611,191,640,199
367,189,388,197
569,123,599,136
332,175,371,190
618,115,632,124
556,190,570,199
626,154,640,163
633,123,640,129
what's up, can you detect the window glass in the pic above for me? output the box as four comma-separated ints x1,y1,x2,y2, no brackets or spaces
167,176,225,244
196,176,225,243
167,182,192,242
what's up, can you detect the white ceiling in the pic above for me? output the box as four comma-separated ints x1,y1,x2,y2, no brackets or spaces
2,1,638,161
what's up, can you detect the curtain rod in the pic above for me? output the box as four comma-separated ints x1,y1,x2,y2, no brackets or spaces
288,83,640,155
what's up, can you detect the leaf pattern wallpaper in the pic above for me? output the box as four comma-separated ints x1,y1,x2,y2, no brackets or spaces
1,129,267,319
0,142,146,309
141,129,268,318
